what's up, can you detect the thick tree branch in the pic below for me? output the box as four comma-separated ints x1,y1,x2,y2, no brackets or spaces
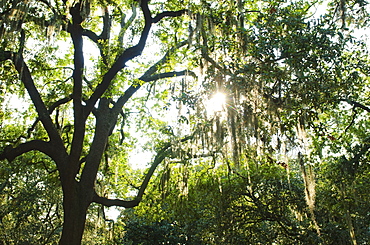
100,7,111,40
81,7,111,64
142,70,196,83
81,7,110,43
77,2,188,189
70,2,85,107
82,29,99,43
70,3,84,107
152,10,187,23
92,193,141,208
48,96,73,114
69,2,87,173
0,140,57,162
0,51,11,61
80,99,113,187
135,142,172,199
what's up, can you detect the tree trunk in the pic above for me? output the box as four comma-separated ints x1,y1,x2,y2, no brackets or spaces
59,180,91,245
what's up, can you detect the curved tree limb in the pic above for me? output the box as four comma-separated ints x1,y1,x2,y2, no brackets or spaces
112,40,190,115
0,57,72,143
1,50,68,173
0,140,58,162
48,96,73,114
152,10,187,23
92,135,193,208
92,193,141,208
100,6,111,40
81,6,112,64
81,6,111,44
340,99,370,113
82,29,99,43
79,98,113,187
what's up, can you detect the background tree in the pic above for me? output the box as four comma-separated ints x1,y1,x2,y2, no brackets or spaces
119,0,370,244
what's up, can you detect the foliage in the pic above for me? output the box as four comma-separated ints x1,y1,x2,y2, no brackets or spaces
0,152,63,244
122,153,369,244
120,217,189,245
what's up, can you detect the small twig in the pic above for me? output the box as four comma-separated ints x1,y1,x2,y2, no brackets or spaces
337,107,357,140
340,99,370,113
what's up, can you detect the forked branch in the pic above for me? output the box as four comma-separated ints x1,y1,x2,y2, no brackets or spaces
84,0,187,116
25,95,72,139
112,40,191,114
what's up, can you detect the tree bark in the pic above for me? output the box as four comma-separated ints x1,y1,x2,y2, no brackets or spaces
59,180,92,245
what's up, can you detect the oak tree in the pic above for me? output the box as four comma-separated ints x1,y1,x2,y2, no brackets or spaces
0,0,191,243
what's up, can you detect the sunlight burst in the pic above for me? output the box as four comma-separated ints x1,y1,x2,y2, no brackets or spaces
206,92,226,115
